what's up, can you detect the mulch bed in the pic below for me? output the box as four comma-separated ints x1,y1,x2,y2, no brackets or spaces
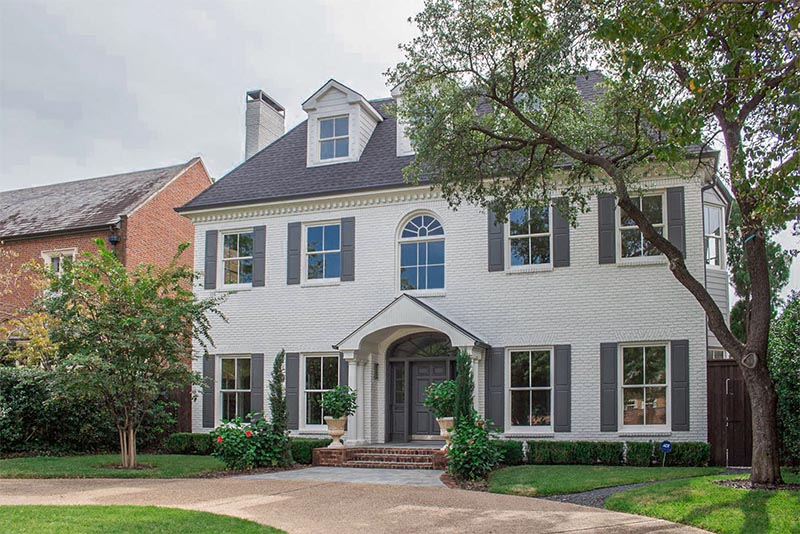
440,472,488,491
715,479,800,491
194,464,306,478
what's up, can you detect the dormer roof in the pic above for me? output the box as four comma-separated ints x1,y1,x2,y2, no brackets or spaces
302,79,383,123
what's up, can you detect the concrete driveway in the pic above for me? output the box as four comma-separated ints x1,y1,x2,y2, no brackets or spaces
0,477,705,533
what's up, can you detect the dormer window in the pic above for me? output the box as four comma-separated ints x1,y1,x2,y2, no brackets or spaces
319,116,349,160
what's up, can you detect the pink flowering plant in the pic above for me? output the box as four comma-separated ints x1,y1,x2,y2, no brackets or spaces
423,380,457,419
210,416,291,470
446,414,501,480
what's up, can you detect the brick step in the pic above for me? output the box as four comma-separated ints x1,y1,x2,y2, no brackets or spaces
357,448,441,455
349,453,434,463
341,460,436,470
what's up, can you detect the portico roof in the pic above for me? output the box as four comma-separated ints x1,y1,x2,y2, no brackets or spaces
334,294,489,352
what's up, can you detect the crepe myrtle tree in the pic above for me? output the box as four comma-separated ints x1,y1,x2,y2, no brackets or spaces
36,240,224,468
388,0,798,484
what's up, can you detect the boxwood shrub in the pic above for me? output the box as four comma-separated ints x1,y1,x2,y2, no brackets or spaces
625,441,656,466
163,433,215,455
524,440,709,467
494,440,524,465
665,442,711,467
290,438,332,464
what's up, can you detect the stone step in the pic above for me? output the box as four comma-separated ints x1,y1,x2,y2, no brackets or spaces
341,460,436,470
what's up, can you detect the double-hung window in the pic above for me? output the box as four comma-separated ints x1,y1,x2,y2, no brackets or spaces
509,349,552,429
304,355,339,426
220,356,251,421
619,194,665,258
319,116,349,160
42,249,76,276
621,344,668,427
509,207,551,267
399,214,445,291
222,231,254,285
704,205,724,267
306,223,340,280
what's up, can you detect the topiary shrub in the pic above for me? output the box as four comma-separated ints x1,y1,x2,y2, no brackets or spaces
453,350,475,428
320,386,358,419
494,440,524,465
211,417,291,470
290,438,333,464
625,441,655,467
163,433,214,455
424,380,457,418
447,417,501,479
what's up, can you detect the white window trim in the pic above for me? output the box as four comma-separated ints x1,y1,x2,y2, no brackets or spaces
301,220,341,286
299,352,340,432
616,191,667,265
396,210,446,297
704,203,726,270
215,354,252,426
505,206,554,273
219,228,255,289
318,114,350,162
618,342,671,433
504,346,555,434
41,248,77,275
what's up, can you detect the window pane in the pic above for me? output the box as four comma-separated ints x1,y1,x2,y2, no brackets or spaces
394,367,405,403
427,265,444,289
509,208,528,236
645,346,667,384
623,387,644,425
642,195,662,224
307,253,324,279
510,237,529,266
51,257,61,273
334,116,349,136
307,226,323,252
427,219,444,236
418,264,428,289
530,351,550,387
224,234,238,258
306,392,323,425
221,359,235,390
400,267,417,290
320,119,334,139
620,198,639,226
529,207,549,234
428,240,445,264
237,358,251,390
324,252,341,278
530,236,550,264
401,243,417,267
224,260,237,285
222,392,236,421
320,139,335,159
642,226,663,256
239,258,253,284
622,347,644,385
645,386,667,425
531,390,551,426
706,207,721,236
323,357,339,390
238,232,253,257
306,357,321,389
510,352,530,387
334,138,348,158
621,229,642,257
324,224,340,251
511,390,530,426
237,392,251,419
706,236,720,266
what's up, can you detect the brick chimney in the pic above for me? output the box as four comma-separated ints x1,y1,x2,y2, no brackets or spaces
245,89,285,160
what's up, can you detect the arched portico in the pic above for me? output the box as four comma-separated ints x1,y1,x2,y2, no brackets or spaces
334,294,487,444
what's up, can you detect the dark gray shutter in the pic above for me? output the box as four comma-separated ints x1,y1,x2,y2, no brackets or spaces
671,340,690,431
250,354,264,420
552,199,570,268
485,347,505,430
340,217,355,282
667,187,686,257
339,353,349,387
598,194,616,264
252,226,266,287
600,342,618,432
287,222,301,285
553,345,571,432
286,352,300,430
488,209,504,272
202,353,215,428
204,230,218,290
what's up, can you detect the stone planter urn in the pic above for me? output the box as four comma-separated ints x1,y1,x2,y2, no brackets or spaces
324,416,348,448
437,416,455,450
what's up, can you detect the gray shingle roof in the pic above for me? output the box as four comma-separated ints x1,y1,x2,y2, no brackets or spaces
0,158,199,239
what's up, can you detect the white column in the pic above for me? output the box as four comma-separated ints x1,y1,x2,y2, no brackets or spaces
356,361,367,444
344,353,359,445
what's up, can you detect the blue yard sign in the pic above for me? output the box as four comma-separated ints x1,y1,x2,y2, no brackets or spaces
660,440,673,454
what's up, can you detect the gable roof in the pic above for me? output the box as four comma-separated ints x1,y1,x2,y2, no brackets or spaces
302,79,384,123
0,158,202,240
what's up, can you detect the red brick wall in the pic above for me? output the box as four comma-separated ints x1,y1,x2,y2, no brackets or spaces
124,160,211,270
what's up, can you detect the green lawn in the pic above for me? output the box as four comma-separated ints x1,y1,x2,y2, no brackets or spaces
0,505,283,533
488,465,724,497
0,454,226,479
605,471,800,534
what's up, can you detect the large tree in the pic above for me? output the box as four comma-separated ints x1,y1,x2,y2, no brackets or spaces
388,0,798,483
36,241,223,468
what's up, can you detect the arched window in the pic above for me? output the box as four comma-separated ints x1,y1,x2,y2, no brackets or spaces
399,214,445,290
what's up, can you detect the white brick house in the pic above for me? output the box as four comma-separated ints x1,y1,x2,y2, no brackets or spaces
178,78,731,445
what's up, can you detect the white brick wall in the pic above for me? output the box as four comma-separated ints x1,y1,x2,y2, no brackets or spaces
189,174,709,443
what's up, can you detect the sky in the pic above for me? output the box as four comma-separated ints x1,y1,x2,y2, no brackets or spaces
0,0,797,298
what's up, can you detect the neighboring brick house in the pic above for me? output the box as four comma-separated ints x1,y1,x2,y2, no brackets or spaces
179,79,731,448
0,157,212,430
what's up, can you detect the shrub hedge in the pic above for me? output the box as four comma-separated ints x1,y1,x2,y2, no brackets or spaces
525,440,709,467
163,433,215,455
290,438,333,464
495,440,525,465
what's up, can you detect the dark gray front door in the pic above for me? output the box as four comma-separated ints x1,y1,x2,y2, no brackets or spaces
389,362,407,442
410,361,448,437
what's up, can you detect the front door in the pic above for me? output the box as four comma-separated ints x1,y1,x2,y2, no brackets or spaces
410,361,448,438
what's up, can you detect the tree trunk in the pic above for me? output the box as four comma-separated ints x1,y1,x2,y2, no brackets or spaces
118,425,137,468
741,353,783,484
